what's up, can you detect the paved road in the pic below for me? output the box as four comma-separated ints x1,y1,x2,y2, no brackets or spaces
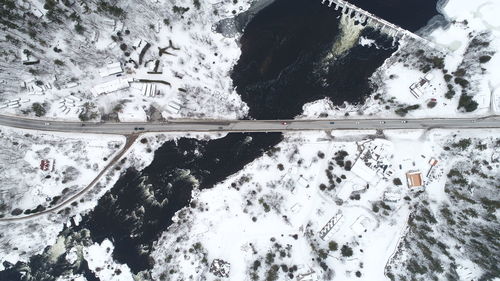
0,114,500,134
0,135,137,222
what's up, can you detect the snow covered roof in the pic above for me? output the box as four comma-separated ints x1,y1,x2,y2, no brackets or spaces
383,191,400,202
91,79,129,97
98,62,123,78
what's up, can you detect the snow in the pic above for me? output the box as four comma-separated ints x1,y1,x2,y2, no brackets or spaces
0,0,251,121
300,0,500,119
83,239,134,281
147,125,500,281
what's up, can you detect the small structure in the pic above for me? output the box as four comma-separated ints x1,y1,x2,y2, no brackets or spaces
350,215,372,235
210,259,230,278
383,191,401,202
318,211,343,240
40,159,55,172
98,62,123,78
406,171,423,188
296,268,317,281
409,73,433,98
142,84,157,97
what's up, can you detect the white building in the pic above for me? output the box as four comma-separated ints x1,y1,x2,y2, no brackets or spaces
91,78,129,97
98,62,123,78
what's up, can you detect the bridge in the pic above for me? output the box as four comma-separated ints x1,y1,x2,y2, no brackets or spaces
1,114,499,135
321,0,444,52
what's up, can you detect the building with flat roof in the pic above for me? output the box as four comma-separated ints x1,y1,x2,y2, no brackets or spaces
406,171,423,188
91,78,129,97
98,62,123,78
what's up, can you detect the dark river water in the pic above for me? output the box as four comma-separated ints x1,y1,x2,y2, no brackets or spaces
0,0,439,279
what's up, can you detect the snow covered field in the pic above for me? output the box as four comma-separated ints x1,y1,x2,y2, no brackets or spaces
0,125,124,218
145,127,499,281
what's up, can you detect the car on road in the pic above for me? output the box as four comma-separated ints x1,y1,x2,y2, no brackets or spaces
134,127,145,131
379,121,385,124
281,122,288,125
330,122,335,124
44,122,50,125
401,120,408,123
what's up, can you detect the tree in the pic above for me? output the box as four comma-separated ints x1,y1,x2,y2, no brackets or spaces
341,245,353,257
75,23,85,34
32,102,46,117
458,94,478,112
328,241,338,251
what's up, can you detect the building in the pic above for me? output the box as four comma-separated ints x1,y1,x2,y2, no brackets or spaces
210,259,230,278
383,191,401,202
406,171,423,188
40,159,55,172
98,62,123,78
409,73,434,98
91,78,130,97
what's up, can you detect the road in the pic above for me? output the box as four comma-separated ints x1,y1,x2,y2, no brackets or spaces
0,135,137,222
1,114,500,134
0,114,499,221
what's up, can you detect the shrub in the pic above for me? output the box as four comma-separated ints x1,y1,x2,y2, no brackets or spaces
341,245,353,257
328,241,338,251
454,77,469,88
193,0,201,9
75,23,85,34
395,104,420,117
32,102,46,117
427,100,437,108
452,139,471,150
479,55,491,63
54,59,65,66
458,94,478,112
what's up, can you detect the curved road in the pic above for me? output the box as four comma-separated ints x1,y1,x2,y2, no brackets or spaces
1,114,500,134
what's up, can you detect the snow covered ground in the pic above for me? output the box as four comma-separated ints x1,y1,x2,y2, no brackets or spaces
0,128,222,270
0,0,251,121
0,125,125,217
301,0,500,120
145,127,499,281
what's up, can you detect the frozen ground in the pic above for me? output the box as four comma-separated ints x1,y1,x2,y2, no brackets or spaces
0,128,223,270
301,0,500,120
0,125,124,218
145,127,500,281
0,0,251,121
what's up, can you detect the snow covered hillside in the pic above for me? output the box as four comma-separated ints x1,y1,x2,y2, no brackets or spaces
301,0,500,120
145,128,499,281
0,0,251,121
